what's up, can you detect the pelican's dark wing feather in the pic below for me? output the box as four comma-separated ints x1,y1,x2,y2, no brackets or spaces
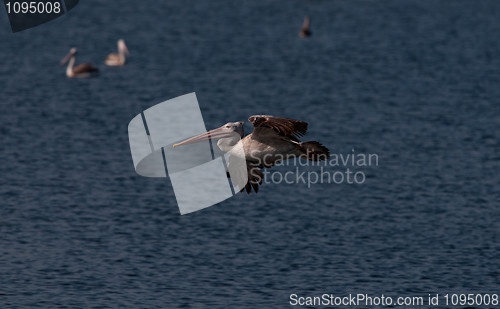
226,162,263,194
73,63,98,74
242,163,263,194
248,115,308,139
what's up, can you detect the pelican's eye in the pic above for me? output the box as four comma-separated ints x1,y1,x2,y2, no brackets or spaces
225,125,230,128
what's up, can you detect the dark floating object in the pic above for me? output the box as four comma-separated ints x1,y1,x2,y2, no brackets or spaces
299,16,311,38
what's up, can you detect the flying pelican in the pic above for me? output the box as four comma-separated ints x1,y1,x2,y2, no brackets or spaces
60,47,98,78
105,39,130,66
173,115,330,193
299,16,311,38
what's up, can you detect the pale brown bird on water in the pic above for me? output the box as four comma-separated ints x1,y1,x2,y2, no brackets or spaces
105,39,130,66
173,115,330,194
60,48,98,78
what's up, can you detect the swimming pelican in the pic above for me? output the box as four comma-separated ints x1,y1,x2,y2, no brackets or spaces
60,48,98,78
299,16,311,38
105,39,130,66
173,115,330,193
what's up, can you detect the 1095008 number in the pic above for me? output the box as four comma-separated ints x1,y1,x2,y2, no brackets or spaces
444,293,498,306
5,1,61,14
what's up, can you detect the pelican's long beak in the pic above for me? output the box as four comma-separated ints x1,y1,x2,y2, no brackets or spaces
173,126,232,148
60,52,72,65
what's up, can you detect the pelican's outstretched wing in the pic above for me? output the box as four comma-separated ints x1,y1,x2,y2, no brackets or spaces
248,115,308,139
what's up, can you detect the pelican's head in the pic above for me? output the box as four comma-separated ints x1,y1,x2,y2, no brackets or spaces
60,47,77,65
224,121,244,137
173,121,244,148
118,39,130,56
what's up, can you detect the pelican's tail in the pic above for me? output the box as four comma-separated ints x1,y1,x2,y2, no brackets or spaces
300,141,330,161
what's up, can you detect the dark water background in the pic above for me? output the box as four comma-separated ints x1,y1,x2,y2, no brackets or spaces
1,0,499,308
